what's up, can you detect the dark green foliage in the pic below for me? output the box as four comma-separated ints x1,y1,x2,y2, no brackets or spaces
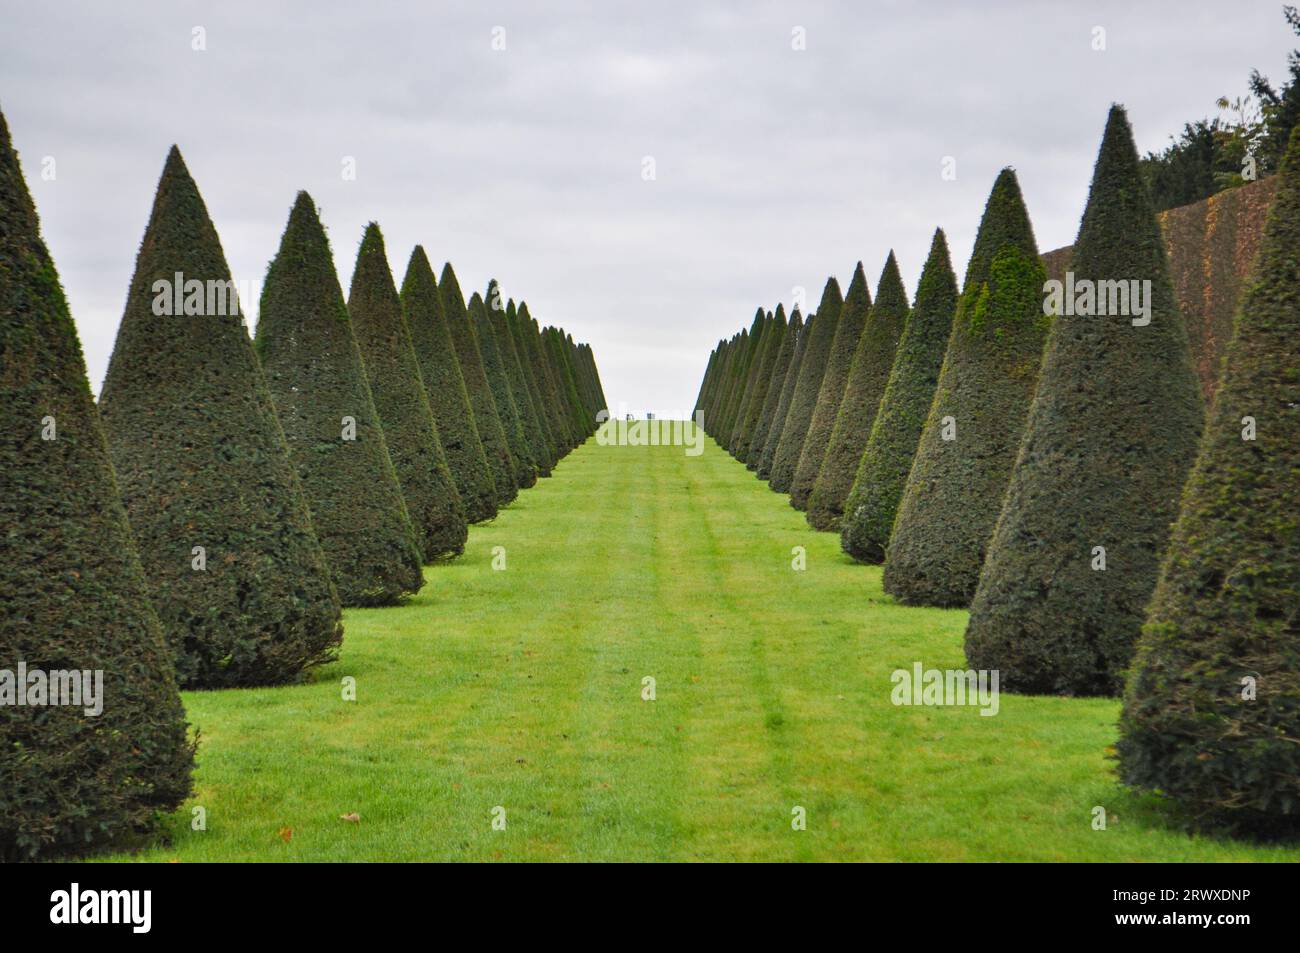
349,225,467,560
808,254,908,530
758,313,811,480
883,169,1047,607
1118,126,1300,833
400,248,497,523
545,326,589,441
841,230,958,562
965,106,1204,695
791,269,871,510
770,280,843,492
0,110,193,860
440,263,517,506
726,309,770,453
694,345,720,420
520,305,574,454
731,308,786,460
256,194,424,605
746,306,797,469
99,147,341,688
705,332,741,436
474,288,535,489
506,300,558,474
718,310,763,443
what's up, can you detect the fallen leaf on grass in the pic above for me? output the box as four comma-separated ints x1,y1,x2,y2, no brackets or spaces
339,812,361,824
278,826,293,843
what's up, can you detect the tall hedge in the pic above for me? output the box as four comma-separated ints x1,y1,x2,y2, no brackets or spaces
545,326,588,440
506,300,559,474
0,111,193,860
732,307,786,460
1117,126,1300,833
770,279,843,492
883,169,1047,607
349,225,467,560
808,254,908,530
758,313,811,480
98,147,341,688
441,263,517,506
841,229,958,562
476,285,535,488
694,344,719,420
400,247,497,523
747,306,798,469
965,107,1204,695
791,267,871,510
255,194,424,605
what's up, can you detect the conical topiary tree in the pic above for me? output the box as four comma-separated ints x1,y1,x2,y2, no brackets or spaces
401,248,498,523
770,279,843,492
441,263,517,506
520,305,573,455
727,310,770,454
508,300,559,473
98,147,342,688
255,194,424,605
705,332,741,437
964,107,1204,695
694,343,721,422
841,229,958,562
476,285,535,488
791,267,872,510
747,306,798,469
732,307,786,461
808,254,909,530
349,225,467,561
1117,126,1300,833
883,169,1047,607
758,312,811,480
497,298,555,475
718,312,762,443
0,109,194,861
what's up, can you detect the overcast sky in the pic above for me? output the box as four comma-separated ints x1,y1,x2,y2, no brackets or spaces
2,1,1287,415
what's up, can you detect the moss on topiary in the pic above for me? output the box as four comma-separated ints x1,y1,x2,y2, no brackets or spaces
883,169,1047,607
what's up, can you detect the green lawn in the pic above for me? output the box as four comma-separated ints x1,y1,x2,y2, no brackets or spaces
103,427,1298,861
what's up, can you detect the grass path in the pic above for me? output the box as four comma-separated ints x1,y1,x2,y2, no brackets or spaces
106,429,1299,861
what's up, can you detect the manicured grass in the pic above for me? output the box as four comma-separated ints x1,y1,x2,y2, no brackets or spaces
102,427,1299,861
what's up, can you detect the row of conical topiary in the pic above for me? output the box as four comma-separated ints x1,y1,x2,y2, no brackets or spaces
0,106,606,859
695,105,1298,837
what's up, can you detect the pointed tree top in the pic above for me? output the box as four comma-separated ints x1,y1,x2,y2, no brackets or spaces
1072,103,1162,261
818,275,844,310
965,167,1038,294
875,252,907,310
774,302,786,320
